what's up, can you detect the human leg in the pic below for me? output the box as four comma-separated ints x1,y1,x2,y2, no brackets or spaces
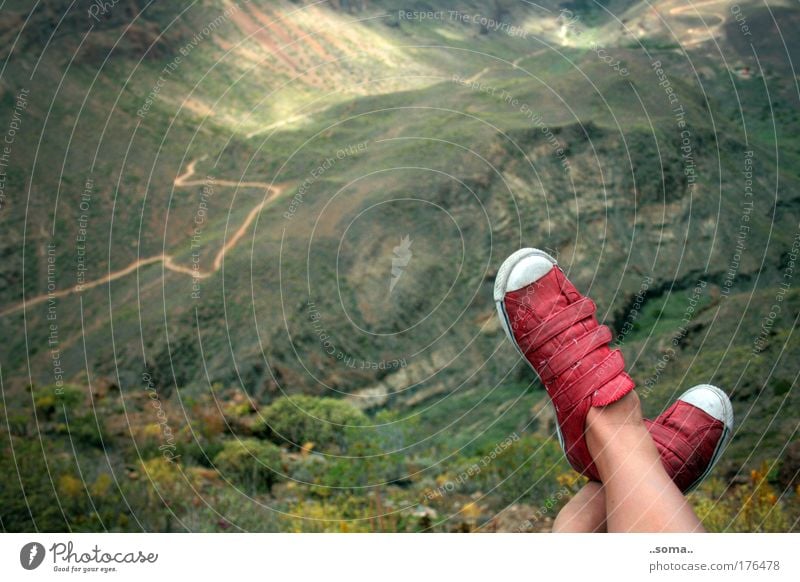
553,383,734,532
494,249,733,533
552,481,607,532
585,391,704,532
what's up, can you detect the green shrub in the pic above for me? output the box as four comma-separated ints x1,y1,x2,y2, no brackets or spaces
55,413,107,448
482,434,572,506
213,438,284,493
131,457,203,531
290,445,404,497
691,464,795,532
257,395,368,452
180,487,284,532
283,408,408,496
57,471,130,532
0,438,129,531
34,385,84,418
283,495,375,532
181,436,225,468
37,385,107,448
0,438,68,530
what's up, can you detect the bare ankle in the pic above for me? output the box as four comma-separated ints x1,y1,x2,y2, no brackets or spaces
585,391,657,478
586,391,644,438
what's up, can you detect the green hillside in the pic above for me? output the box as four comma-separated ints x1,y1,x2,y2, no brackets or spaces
1,0,798,532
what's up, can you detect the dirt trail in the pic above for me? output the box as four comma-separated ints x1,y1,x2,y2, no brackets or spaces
663,0,730,47
1,160,284,317
668,0,729,17
174,156,279,191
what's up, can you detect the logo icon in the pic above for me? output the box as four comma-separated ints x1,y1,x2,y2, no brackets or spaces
389,235,413,295
20,542,45,570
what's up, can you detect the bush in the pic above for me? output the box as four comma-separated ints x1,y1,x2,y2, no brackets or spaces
133,457,203,531
57,471,129,532
179,487,284,532
172,424,225,468
257,396,367,452
0,437,130,532
34,384,84,418
0,438,68,530
690,463,795,532
33,385,106,448
482,434,573,506
290,448,403,498
55,413,107,448
213,438,284,493
283,495,375,532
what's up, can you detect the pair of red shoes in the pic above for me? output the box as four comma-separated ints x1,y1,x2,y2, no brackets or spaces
495,249,733,492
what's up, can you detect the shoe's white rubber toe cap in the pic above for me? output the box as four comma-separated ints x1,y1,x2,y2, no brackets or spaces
507,255,554,293
493,248,558,302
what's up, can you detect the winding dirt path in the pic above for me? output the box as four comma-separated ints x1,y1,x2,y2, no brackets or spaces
668,0,729,19
1,160,284,317
664,0,730,47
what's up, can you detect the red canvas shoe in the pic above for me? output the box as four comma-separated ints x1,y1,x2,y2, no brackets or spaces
494,248,635,480
646,384,734,492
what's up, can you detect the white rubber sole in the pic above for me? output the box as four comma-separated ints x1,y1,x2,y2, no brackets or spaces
494,248,564,451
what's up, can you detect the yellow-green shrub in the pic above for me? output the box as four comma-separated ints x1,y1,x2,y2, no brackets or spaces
213,438,283,493
691,463,792,532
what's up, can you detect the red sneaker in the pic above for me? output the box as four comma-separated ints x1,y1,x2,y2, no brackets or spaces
646,384,734,492
494,248,635,480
